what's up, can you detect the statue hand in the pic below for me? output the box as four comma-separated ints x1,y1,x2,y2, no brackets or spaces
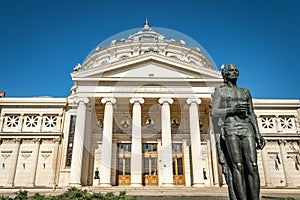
237,103,249,113
256,136,265,150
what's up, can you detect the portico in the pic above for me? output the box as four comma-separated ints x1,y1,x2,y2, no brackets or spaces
71,95,214,187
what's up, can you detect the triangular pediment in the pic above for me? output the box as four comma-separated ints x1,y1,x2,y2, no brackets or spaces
72,53,222,81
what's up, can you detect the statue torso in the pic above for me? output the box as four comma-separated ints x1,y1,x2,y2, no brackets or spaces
218,86,251,125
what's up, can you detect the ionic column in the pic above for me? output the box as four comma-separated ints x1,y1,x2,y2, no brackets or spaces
261,142,272,187
29,138,41,186
69,97,89,186
186,98,204,187
6,138,21,187
50,138,60,187
130,98,144,187
183,139,191,187
157,139,163,186
82,105,92,186
279,140,294,187
0,114,4,132
158,98,174,187
99,97,116,187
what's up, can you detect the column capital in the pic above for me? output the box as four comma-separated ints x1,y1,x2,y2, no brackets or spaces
75,97,89,104
33,138,41,144
186,98,202,105
53,138,61,143
130,98,144,104
279,140,287,145
158,98,173,105
13,138,22,144
101,97,116,105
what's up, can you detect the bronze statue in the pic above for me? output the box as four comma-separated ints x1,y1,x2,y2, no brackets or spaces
212,64,265,200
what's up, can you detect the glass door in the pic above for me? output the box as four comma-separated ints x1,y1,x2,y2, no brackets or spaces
172,143,185,185
117,144,131,185
143,143,158,185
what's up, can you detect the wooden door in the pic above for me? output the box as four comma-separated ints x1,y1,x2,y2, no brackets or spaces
117,144,131,185
173,143,185,185
143,143,158,185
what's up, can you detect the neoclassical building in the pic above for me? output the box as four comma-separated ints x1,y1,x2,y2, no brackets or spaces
0,22,300,189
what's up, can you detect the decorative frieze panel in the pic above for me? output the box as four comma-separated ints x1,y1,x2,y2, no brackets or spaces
42,115,60,132
258,115,297,134
3,115,22,132
44,116,57,128
6,115,20,128
0,113,62,133
261,117,275,129
23,115,42,132
278,117,296,133
25,116,39,128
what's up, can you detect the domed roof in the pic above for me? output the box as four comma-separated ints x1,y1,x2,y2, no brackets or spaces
82,20,216,70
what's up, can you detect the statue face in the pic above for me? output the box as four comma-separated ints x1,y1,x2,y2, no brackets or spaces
224,64,239,81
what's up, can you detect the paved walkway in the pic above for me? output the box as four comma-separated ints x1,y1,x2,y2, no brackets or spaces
0,186,300,199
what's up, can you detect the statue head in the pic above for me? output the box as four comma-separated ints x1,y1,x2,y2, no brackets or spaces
221,64,239,84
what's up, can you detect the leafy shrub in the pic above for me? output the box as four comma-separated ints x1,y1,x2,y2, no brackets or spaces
3,188,136,200
0,195,13,200
15,190,28,200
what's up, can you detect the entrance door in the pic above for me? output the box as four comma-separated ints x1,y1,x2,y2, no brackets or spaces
117,144,131,185
172,143,185,185
143,143,158,185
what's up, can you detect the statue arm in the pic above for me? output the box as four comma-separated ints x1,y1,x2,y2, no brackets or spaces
246,89,265,149
211,88,236,117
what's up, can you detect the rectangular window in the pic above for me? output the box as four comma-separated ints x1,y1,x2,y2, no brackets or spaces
143,144,157,153
66,115,76,167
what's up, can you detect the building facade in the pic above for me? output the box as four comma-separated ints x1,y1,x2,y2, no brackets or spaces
0,23,300,188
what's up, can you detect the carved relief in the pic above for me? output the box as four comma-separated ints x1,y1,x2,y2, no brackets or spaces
5,115,20,128
41,151,52,159
21,151,32,159
1,150,12,159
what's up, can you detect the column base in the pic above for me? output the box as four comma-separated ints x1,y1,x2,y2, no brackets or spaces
286,183,295,188
192,183,205,187
130,183,143,187
3,184,14,188
265,183,273,187
93,179,100,186
69,183,82,188
99,183,112,187
162,183,174,187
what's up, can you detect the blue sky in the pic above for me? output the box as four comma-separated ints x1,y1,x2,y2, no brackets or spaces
0,0,299,99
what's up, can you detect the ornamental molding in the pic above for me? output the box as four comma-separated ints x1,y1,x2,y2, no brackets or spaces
158,98,173,105
21,151,32,159
1,150,12,159
129,97,144,104
73,53,221,80
186,98,202,105
74,97,89,104
2,138,21,144
101,97,117,105
41,150,52,159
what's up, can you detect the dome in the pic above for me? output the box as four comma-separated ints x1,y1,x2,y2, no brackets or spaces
82,21,216,70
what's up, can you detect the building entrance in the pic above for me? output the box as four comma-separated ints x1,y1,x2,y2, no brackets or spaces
172,143,185,185
117,143,131,185
143,143,158,185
